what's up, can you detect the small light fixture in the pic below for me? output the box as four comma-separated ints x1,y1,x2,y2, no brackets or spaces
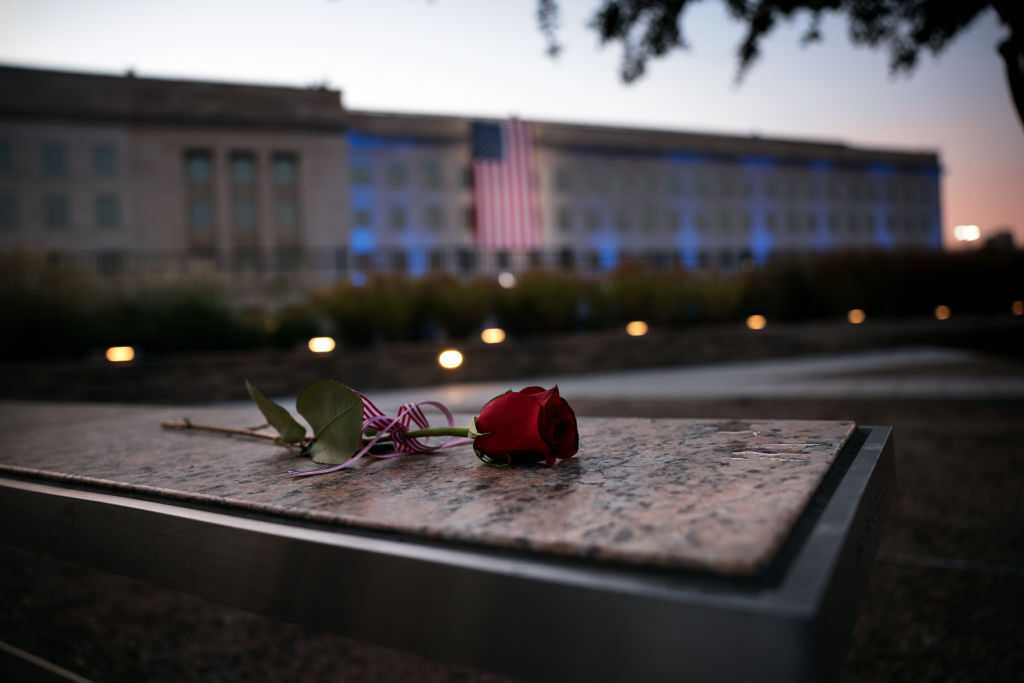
1012,300,1023,317
847,308,866,325
438,349,464,369
625,320,649,337
953,225,981,242
307,336,336,354
497,271,517,289
746,314,767,331
934,305,952,321
480,327,506,344
105,346,135,363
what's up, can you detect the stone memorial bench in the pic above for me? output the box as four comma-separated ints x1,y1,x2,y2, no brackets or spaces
0,402,892,682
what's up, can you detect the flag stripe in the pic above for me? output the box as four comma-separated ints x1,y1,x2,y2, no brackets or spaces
472,119,540,250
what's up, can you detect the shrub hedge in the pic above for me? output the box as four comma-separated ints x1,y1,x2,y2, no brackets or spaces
2,248,1021,360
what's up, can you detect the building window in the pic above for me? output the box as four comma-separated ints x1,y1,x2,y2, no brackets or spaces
615,208,632,232
554,167,571,193
388,205,407,231
665,209,679,231
230,152,257,184
43,194,70,228
97,251,124,277
351,164,372,186
456,248,477,275
387,162,407,189
641,207,658,232
765,212,777,233
585,209,601,231
558,248,575,270
94,144,118,177
277,248,304,272
276,200,298,228
461,166,474,190
335,247,348,274
186,150,213,183
42,142,67,178
390,250,408,274
272,152,299,185
234,248,263,273
495,250,511,269
422,158,442,190
189,198,213,233
353,208,372,228
429,249,446,271
0,140,12,176
463,205,476,232
556,206,572,232
425,204,445,231
527,250,543,269
95,194,121,228
0,192,16,229
234,198,257,231
695,213,709,234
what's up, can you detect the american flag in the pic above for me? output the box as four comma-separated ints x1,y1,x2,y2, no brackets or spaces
471,119,541,250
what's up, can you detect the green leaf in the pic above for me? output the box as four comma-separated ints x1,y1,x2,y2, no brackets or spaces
296,380,364,465
245,380,307,444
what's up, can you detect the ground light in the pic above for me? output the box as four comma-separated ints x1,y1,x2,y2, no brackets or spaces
625,320,649,337
105,346,135,363
847,309,867,325
307,336,336,354
934,305,952,321
497,272,517,289
1013,300,1023,316
480,327,506,344
746,314,767,331
953,224,981,242
438,349,464,370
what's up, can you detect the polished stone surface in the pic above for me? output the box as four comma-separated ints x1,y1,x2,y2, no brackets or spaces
0,401,854,575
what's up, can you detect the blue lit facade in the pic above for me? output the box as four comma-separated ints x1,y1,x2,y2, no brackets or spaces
344,111,943,277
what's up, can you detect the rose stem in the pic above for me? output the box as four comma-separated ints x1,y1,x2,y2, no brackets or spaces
160,419,307,450
404,427,470,439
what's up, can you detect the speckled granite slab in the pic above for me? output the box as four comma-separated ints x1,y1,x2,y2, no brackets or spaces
0,402,855,575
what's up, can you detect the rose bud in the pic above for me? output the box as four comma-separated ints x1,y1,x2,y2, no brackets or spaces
473,386,579,466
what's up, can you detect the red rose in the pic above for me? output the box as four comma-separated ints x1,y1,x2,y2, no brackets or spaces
473,386,579,466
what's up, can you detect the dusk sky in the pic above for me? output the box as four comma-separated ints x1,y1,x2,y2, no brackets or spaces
3,0,1021,246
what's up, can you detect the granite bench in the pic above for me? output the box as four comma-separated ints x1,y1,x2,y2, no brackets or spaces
0,401,892,682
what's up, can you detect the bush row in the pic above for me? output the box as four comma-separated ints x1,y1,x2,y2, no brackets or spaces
3,248,1021,360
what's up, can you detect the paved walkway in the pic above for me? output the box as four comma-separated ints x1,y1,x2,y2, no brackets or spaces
362,347,1024,412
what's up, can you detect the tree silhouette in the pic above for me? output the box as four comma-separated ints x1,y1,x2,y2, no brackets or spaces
537,1,1024,131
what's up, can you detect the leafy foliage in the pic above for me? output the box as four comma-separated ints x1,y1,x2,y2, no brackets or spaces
296,380,365,465
245,380,307,443
537,1,1024,127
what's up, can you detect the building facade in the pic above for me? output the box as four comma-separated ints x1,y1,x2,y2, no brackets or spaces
1,65,943,295
342,111,943,280
0,65,348,298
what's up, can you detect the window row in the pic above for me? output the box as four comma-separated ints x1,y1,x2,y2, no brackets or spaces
0,192,121,229
0,139,119,178
187,198,300,232
185,149,300,186
550,165,935,204
350,159,474,192
351,204,474,233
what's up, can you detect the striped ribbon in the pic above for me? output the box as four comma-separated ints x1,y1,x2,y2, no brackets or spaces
289,392,473,478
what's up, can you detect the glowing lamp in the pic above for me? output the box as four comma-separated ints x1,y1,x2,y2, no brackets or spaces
847,309,866,325
480,327,506,344
625,320,649,337
746,314,767,331
497,272,517,289
953,225,980,242
307,336,336,354
934,305,952,321
438,349,464,370
105,346,135,363
1012,300,1023,317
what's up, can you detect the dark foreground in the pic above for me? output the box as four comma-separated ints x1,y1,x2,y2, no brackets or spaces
2,394,1023,681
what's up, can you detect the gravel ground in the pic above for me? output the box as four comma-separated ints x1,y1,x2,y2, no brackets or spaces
3,370,1023,681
